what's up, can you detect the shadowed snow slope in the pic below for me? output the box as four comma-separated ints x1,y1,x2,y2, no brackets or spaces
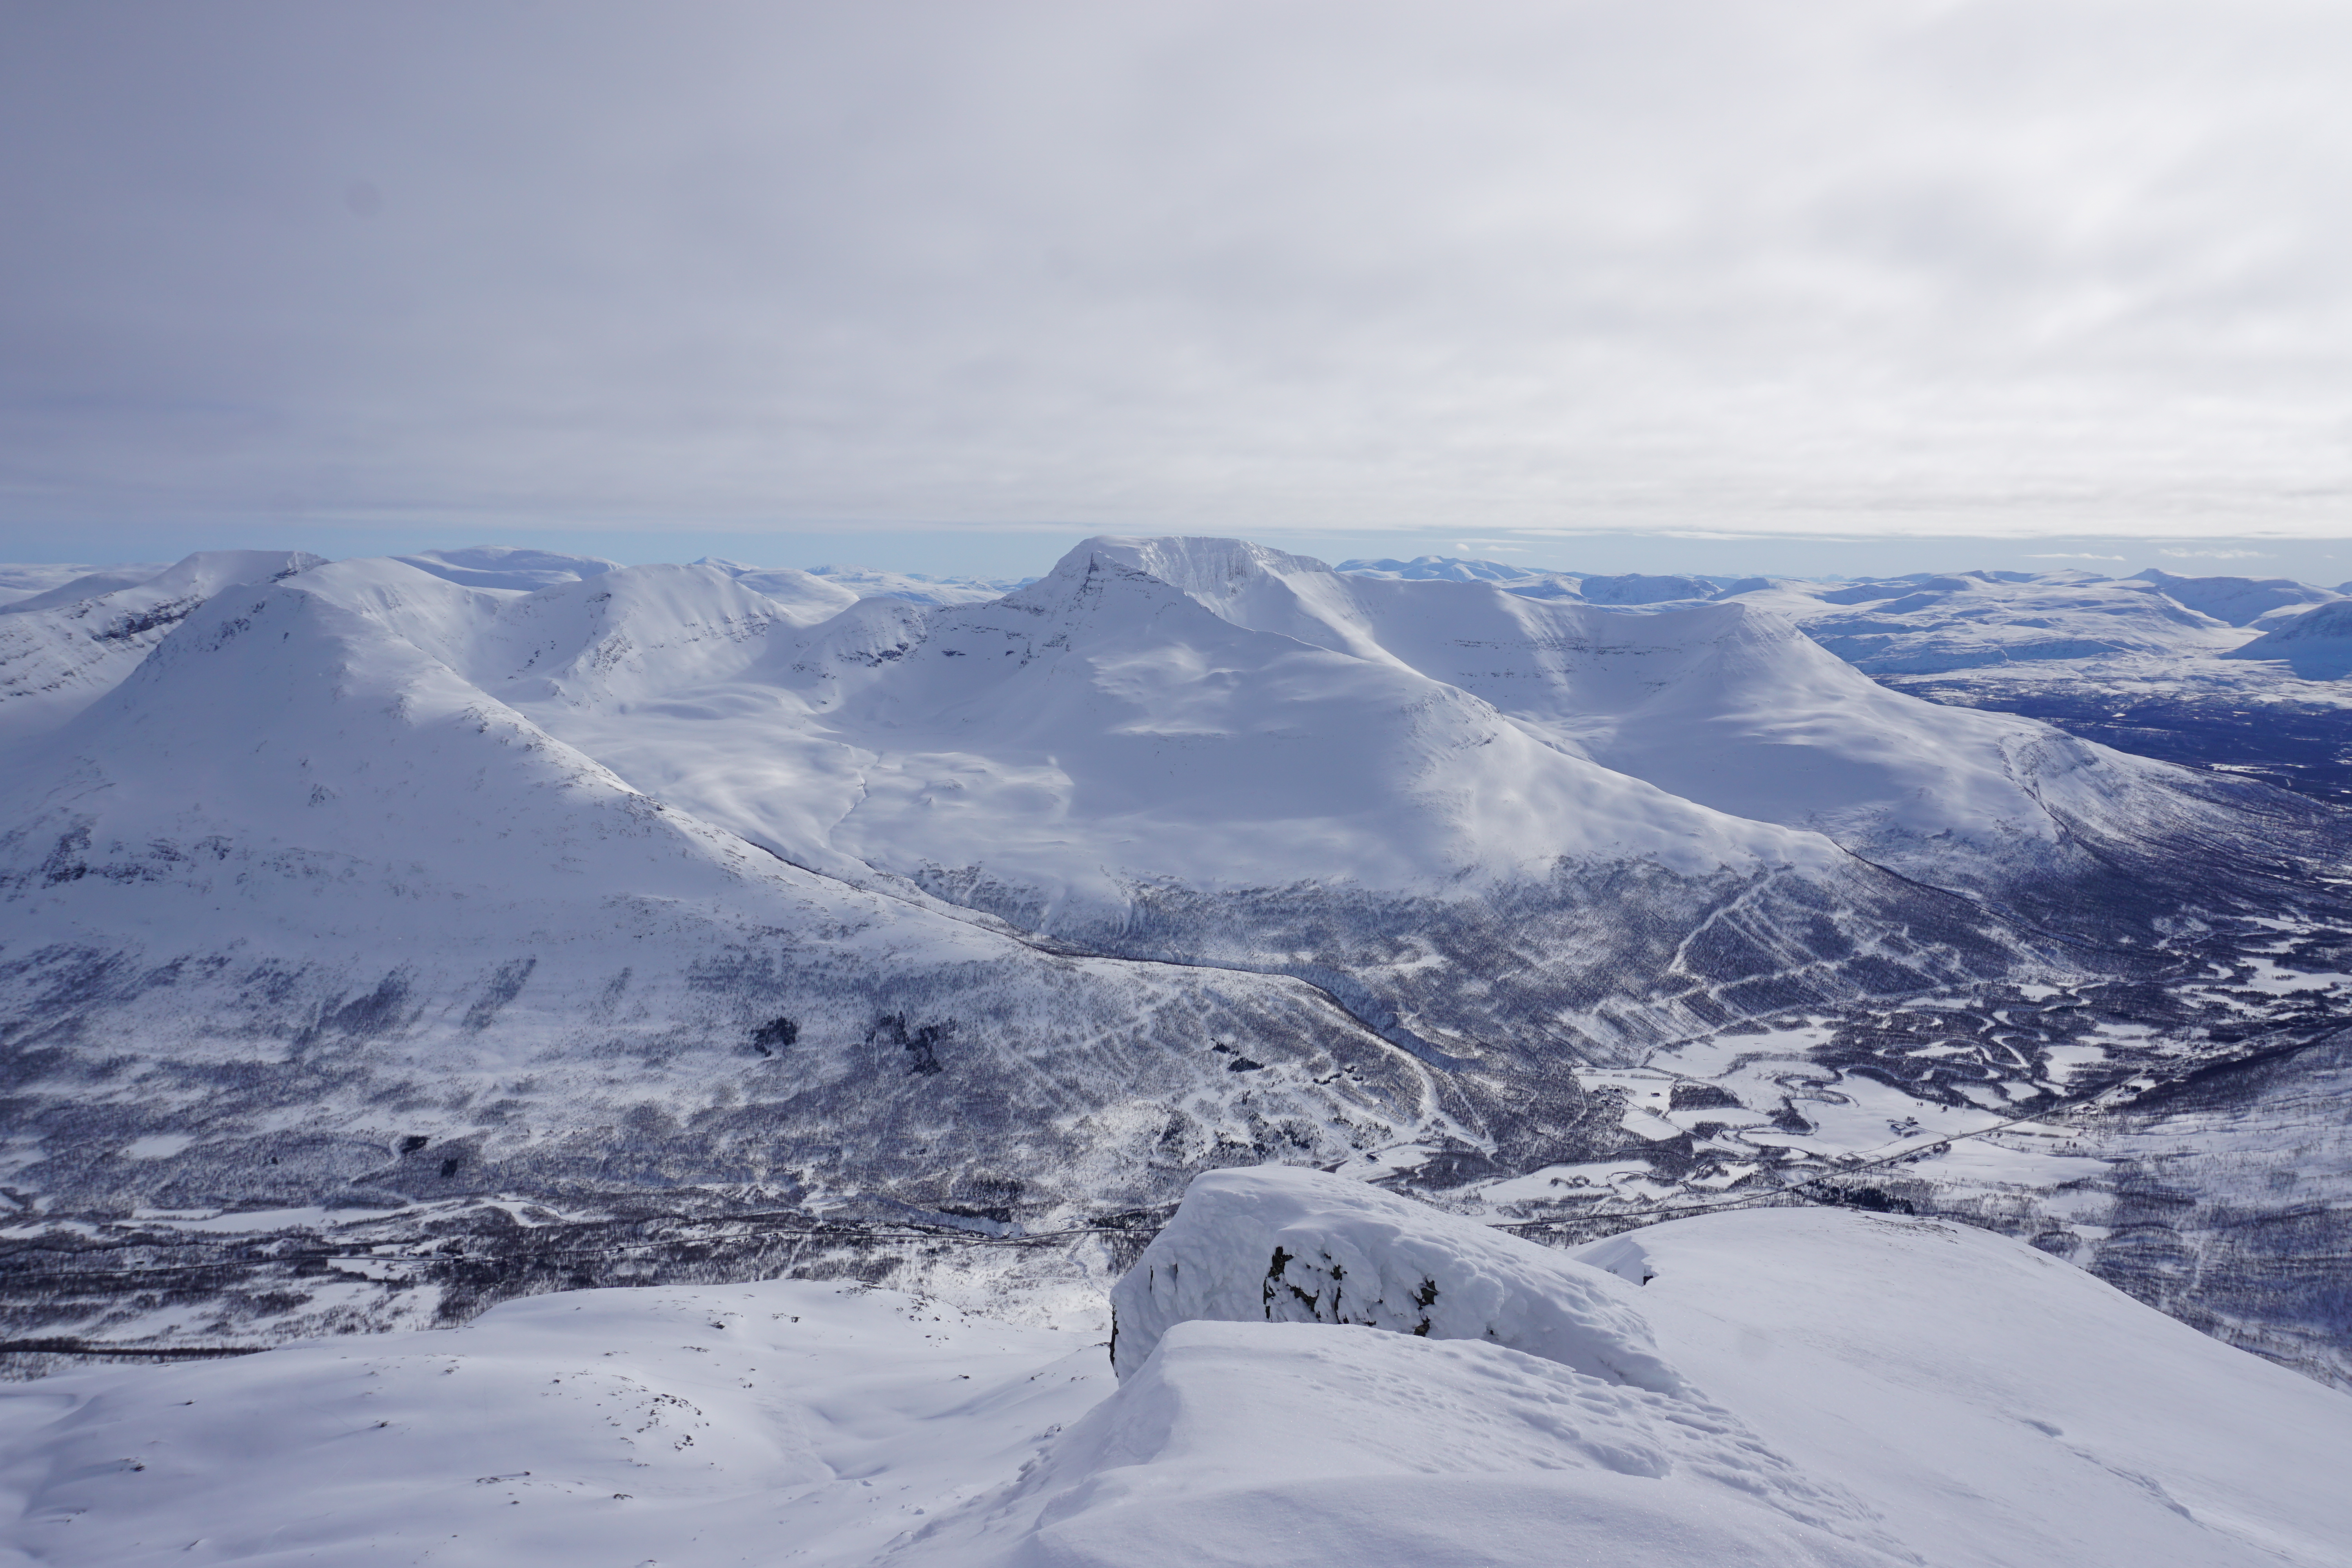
0,550,323,742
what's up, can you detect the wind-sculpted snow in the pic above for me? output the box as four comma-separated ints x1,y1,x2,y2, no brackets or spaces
1107,1165,1686,1392
10,1202,2343,1567
925,1321,1908,1568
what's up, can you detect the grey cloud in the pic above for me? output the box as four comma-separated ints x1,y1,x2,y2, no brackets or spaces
2,0,2349,546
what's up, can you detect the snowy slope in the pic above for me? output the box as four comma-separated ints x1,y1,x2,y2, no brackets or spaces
1059,539,2313,909
802,562,1024,606
4,534,2344,1250
390,544,619,591
2221,599,2352,679
2131,568,2340,628
693,556,865,622
8,1173,2344,1568
0,550,324,742
0,562,171,612
0,1277,1116,1568
1723,573,2249,673
0,560,1441,1220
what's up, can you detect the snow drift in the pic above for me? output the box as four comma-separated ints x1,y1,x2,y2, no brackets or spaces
1108,1165,1686,1394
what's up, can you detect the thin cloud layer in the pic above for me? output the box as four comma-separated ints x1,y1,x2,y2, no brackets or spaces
3,0,2348,541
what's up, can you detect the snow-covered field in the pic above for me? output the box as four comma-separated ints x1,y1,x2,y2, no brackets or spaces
4,1171,2344,1567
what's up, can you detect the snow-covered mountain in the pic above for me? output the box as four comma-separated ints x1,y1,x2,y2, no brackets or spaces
799,561,1029,605
0,550,324,743
2221,598,2352,680
2129,568,2341,627
0,561,171,612
1719,572,2249,673
0,555,1447,1221
390,544,620,591
4,536,2350,1396
1335,553,1550,583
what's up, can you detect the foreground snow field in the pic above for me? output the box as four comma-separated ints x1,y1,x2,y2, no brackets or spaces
4,1174,2346,1568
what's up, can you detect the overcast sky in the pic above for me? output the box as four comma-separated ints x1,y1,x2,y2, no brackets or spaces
4,0,2349,576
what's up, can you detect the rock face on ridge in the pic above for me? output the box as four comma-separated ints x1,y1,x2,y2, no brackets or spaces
1109,1165,1686,1393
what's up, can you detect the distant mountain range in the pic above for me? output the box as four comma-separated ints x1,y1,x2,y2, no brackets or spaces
3,537,2348,1387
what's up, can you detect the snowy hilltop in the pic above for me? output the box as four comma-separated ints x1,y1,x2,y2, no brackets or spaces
3,1169,2344,1567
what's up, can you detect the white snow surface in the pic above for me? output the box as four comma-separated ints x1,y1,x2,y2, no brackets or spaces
0,536,2270,914
7,1179,2347,1567
2128,569,2340,628
1107,1165,1688,1395
1334,553,1552,583
693,557,864,622
799,561,1025,606
2221,598,2352,679
1720,573,2250,674
0,562,171,612
390,545,620,592
0,550,324,742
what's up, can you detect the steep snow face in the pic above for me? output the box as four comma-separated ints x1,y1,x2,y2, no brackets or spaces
0,565,1435,1216
0,550,325,742
389,545,619,592
1107,1165,1684,1392
2130,568,2340,627
1724,573,2247,673
1336,592,2253,897
2221,598,2352,679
